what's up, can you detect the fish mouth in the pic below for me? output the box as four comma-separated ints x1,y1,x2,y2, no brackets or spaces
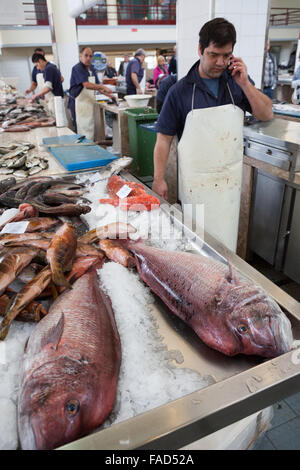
270,313,293,356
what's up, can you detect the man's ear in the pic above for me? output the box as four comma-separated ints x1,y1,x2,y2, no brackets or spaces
198,44,203,57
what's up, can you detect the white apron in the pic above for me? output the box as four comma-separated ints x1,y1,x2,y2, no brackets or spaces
178,84,244,252
37,72,55,117
75,75,96,141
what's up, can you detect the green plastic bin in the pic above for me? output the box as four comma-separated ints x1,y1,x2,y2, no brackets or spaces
124,107,158,177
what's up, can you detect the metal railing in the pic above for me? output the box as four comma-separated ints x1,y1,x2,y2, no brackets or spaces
76,2,108,25
270,8,300,26
23,0,49,25
117,0,176,25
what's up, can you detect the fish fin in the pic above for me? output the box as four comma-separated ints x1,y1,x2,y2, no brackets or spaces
41,312,65,351
225,262,240,286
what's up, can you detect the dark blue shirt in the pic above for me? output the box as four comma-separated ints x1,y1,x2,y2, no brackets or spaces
126,57,144,95
32,65,41,84
157,74,177,104
68,61,100,104
156,60,254,140
43,62,64,97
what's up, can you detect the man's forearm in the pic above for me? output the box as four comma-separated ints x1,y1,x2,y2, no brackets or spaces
242,81,273,121
153,133,173,181
34,86,51,99
131,73,141,91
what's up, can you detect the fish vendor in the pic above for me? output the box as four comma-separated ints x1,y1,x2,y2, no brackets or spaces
25,48,64,96
152,18,273,200
68,47,116,141
29,53,64,116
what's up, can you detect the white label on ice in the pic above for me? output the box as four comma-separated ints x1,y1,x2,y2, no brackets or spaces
1,221,29,234
117,185,132,199
89,172,103,184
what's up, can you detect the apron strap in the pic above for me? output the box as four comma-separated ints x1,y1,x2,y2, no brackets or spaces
226,82,236,107
192,83,196,114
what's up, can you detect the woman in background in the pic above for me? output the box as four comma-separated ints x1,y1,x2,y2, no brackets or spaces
153,55,169,88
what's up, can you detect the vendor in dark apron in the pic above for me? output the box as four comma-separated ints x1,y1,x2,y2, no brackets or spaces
29,53,64,116
125,49,146,95
152,18,273,250
68,47,116,140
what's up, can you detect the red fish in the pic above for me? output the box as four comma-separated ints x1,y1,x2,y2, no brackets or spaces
124,241,293,358
0,247,37,296
18,269,121,450
99,195,160,211
46,223,77,288
0,294,47,323
98,239,135,268
0,203,38,231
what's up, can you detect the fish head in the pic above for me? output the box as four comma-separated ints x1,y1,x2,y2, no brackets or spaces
19,356,102,450
226,290,293,357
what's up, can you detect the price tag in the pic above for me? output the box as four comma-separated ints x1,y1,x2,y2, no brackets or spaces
116,185,132,199
89,172,103,184
1,221,29,234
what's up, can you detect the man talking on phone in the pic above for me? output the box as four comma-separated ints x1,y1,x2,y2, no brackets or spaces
153,18,273,200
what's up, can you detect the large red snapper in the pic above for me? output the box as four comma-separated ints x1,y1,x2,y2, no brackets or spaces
18,268,121,450
125,241,293,358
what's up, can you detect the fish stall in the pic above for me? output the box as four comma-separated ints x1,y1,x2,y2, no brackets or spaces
0,161,299,451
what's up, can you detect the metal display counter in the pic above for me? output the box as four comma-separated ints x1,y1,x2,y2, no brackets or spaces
242,118,300,283
58,170,300,450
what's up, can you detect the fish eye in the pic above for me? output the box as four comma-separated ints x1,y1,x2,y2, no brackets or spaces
65,399,80,417
237,324,248,334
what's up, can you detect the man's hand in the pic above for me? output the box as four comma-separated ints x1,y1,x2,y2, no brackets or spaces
228,55,249,88
29,95,37,103
136,87,143,95
25,89,31,95
152,178,168,200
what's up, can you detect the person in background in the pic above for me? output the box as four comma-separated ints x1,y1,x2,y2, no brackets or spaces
156,73,177,113
29,53,64,103
153,55,169,88
168,45,177,75
292,51,300,104
118,55,130,77
263,39,278,100
25,48,63,95
68,47,116,138
104,61,117,79
152,18,273,200
125,48,146,95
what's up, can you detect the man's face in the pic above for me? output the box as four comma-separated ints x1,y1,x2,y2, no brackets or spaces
137,54,145,65
35,60,46,72
198,42,233,79
125,56,129,62
80,48,93,66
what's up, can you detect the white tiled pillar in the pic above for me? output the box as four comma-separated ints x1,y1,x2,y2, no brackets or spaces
177,0,270,88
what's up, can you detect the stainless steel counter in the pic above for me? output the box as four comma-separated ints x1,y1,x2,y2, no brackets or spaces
59,170,300,450
244,118,300,177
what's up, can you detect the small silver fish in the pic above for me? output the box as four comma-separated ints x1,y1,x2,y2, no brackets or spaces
13,170,28,178
39,160,49,170
7,156,26,169
0,168,14,174
86,157,133,183
25,158,41,169
28,166,43,176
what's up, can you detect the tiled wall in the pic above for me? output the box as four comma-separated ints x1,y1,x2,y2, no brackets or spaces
177,0,270,89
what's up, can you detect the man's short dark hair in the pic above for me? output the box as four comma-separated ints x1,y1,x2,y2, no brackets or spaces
80,46,93,54
199,18,236,52
32,53,46,63
34,48,45,54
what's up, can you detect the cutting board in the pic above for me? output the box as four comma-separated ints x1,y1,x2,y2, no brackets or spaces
43,134,118,171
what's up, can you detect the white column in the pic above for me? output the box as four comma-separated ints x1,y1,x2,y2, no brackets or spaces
176,0,270,88
47,0,79,90
176,0,213,79
107,0,118,26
